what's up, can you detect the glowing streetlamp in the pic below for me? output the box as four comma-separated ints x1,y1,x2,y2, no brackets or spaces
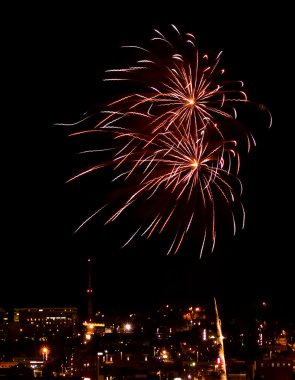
42,347,49,362
124,323,132,332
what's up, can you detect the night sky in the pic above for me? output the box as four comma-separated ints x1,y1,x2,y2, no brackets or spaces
2,3,294,320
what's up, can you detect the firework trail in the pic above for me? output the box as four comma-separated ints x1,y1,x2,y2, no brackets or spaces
214,297,227,379
61,25,271,257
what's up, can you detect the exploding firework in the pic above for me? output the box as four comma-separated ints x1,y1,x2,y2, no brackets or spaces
100,25,259,150
60,25,271,257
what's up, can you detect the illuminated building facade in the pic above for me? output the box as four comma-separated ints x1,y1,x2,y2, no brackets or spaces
0,308,9,341
255,358,294,380
13,307,78,341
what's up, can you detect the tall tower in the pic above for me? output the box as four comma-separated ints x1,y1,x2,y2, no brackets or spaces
86,257,93,321
83,257,97,344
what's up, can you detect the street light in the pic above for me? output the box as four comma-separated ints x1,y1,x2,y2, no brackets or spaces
42,347,49,362
124,323,132,333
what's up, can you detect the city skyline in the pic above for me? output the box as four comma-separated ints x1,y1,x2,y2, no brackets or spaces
2,3,294,320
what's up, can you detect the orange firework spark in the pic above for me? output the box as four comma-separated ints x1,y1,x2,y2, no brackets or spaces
60,25,271,257
101,25,254,149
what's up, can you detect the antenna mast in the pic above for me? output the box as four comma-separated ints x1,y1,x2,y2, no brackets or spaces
86,257,93,321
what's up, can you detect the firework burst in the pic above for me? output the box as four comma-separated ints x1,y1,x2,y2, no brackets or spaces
61,25,271,257
101,25,256,149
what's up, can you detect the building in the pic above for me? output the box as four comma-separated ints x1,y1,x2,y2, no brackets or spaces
255,357,294,380
0,307,9,341
12,307,79,341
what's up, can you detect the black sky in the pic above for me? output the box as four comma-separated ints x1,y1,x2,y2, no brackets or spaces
2,3,294,319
